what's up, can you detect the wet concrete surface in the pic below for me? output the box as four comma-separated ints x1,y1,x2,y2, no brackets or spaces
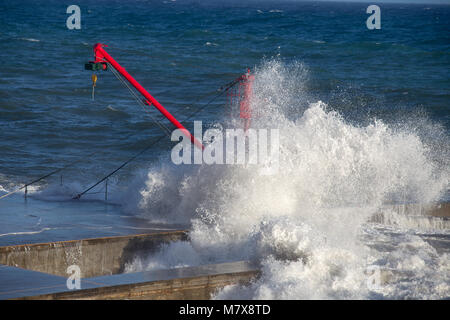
0,193,187,246
1,261,259,300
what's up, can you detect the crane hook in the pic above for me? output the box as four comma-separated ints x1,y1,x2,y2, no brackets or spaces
91,74,98,101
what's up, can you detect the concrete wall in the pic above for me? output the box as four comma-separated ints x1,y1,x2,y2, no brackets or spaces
386,202,449,217
16,265,260,300
370,202,450,225
0,231,188,278
1,202,448,300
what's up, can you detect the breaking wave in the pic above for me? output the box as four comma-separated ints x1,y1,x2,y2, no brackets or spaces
95,59,450,298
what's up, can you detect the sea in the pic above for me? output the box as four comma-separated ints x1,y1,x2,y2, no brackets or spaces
0,0,449,299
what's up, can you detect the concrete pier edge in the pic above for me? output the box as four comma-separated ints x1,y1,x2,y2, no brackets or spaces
0,230,189,278
0,202,448,300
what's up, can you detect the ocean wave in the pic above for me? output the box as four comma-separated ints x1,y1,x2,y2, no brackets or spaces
0,227,52,237
19,38,40,42
122,59,450,299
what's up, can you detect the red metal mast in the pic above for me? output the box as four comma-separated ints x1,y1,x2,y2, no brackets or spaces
239,69,254,132
90,43,204,150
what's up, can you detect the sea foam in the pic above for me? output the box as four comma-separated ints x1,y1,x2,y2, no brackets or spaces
48,59,450,299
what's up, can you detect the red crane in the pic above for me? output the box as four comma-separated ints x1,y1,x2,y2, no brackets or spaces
86,43,204,150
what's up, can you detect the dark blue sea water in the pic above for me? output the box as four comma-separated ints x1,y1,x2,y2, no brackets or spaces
0,1,449,299
0,0,448,184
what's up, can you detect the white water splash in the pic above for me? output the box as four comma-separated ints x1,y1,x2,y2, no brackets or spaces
122,59,450,299
19,38,40,42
